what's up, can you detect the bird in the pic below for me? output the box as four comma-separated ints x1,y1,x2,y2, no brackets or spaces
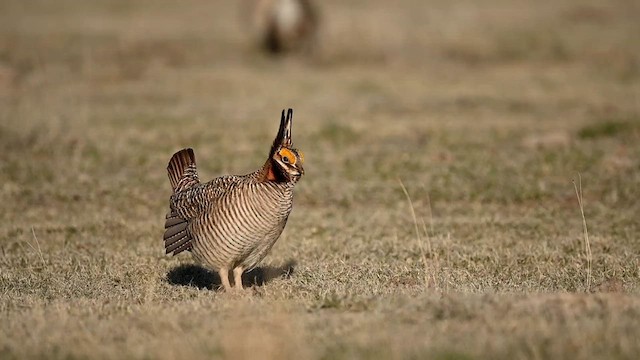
244,0,319,54
163,109,304,291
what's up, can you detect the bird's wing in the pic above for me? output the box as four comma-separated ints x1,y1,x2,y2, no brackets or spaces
163,176,240,256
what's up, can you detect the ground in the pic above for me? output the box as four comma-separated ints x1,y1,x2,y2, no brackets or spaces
1,0,639,359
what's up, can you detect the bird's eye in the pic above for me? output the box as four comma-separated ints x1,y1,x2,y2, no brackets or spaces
278,148,296,164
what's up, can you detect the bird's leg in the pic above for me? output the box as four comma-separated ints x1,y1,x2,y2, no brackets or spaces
233,267,244,290
218,268,232,291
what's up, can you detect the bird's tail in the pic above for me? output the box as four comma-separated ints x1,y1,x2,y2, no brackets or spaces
167,148,200,193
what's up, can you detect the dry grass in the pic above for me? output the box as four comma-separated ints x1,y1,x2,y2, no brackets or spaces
573,174,593,292
1,0,640,359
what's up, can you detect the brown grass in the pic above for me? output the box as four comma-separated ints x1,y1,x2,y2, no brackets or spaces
1,0,640,359
573,174,593,292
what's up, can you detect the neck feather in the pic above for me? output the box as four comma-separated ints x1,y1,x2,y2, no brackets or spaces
258,158,288,183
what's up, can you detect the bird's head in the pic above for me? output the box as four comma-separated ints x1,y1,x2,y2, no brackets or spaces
269,108,304,181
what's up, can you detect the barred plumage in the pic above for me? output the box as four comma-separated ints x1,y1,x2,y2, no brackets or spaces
163,109,304,291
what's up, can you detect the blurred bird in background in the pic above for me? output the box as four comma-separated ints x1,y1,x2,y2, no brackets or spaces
241,0,320,55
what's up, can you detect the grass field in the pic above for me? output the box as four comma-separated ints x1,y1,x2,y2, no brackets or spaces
1,0,639,359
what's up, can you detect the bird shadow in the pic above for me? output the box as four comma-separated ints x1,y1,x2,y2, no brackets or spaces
166,260,296,291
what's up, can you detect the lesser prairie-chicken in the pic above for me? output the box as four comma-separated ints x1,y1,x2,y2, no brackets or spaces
163,109,304,291
243,0,319,54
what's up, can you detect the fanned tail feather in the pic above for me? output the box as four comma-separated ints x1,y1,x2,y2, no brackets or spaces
167,148,199,193
165,148,199,255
